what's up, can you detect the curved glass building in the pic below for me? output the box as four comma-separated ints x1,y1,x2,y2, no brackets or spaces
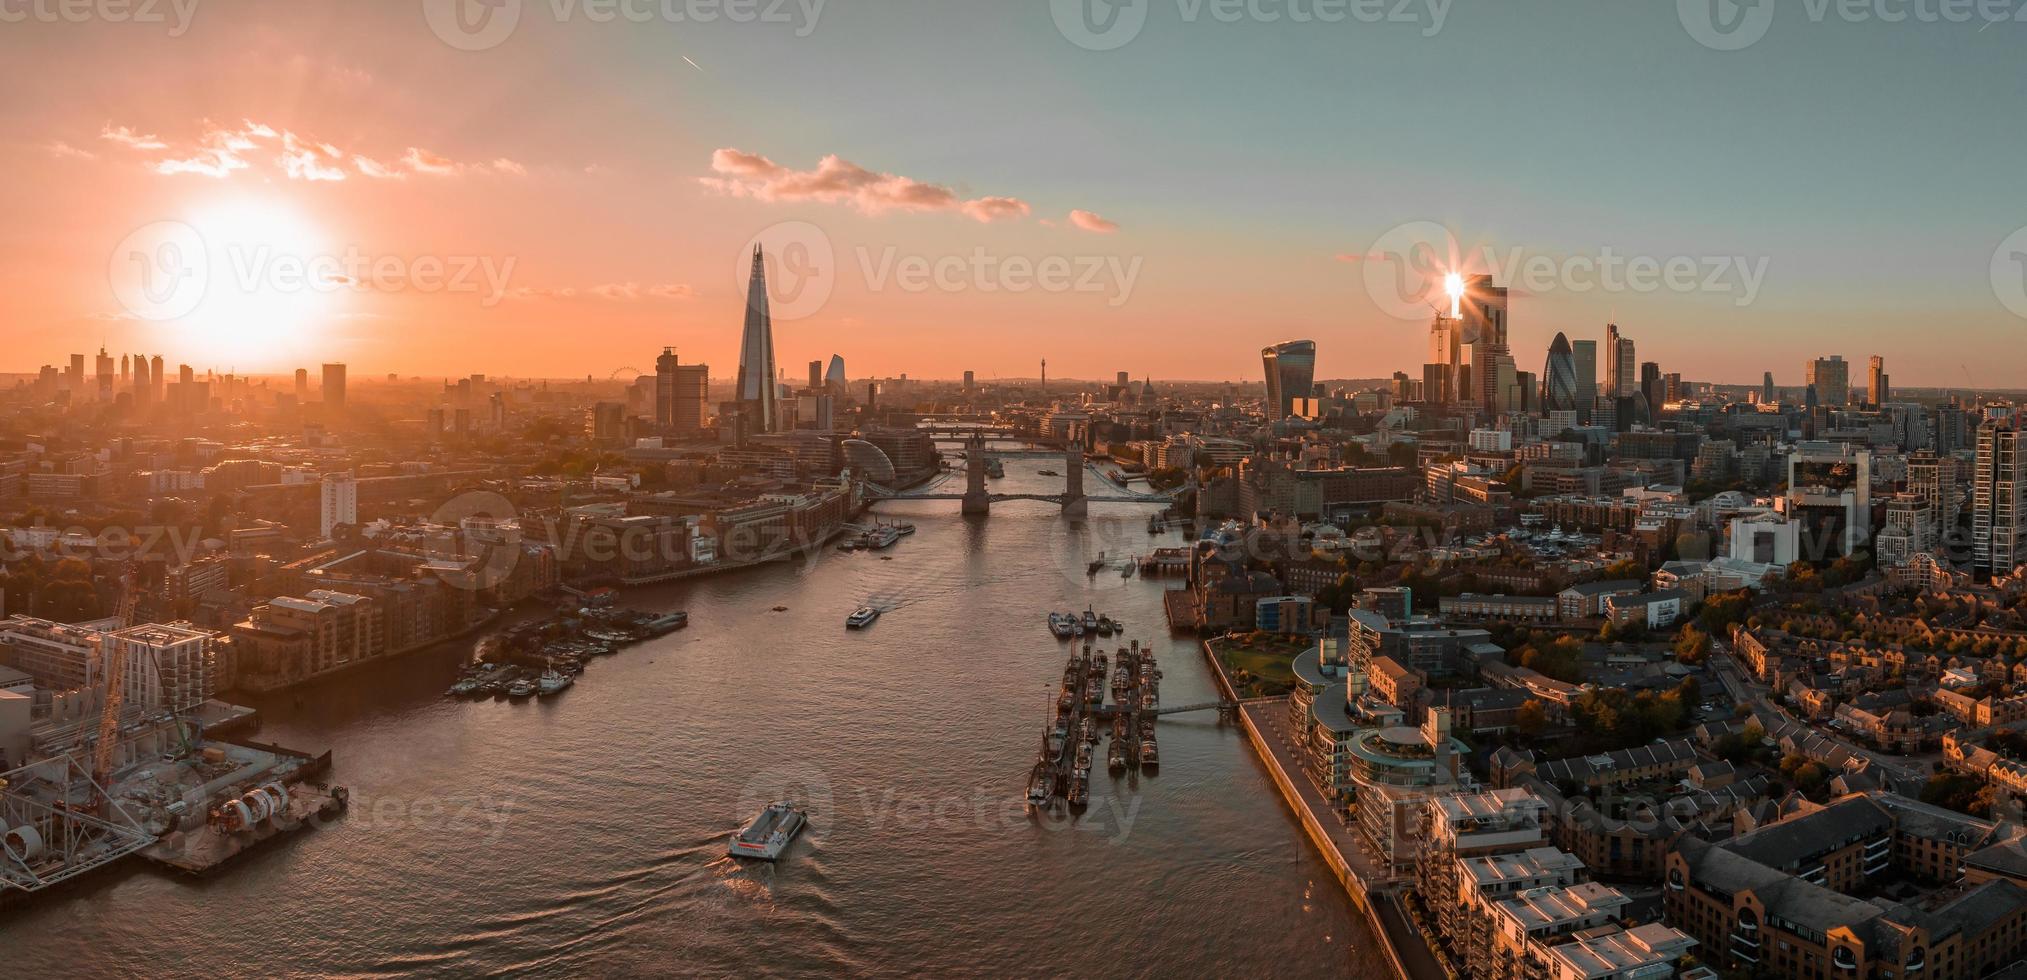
1261,340,1317,420
1542,332,1580,413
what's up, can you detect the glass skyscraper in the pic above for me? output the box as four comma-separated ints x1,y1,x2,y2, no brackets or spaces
1261,340,1317,420
1541,332,1579,413
737,246,779,433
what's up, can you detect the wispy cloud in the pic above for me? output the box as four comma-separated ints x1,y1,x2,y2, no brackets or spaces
94,118,525,182
1069,209,1119,234
43,140,96,161
701,148,1033,224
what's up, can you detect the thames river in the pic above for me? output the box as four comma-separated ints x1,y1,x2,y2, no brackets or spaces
0,460,1383,977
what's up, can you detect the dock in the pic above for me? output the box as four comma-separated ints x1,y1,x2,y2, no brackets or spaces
1029,636,1165,811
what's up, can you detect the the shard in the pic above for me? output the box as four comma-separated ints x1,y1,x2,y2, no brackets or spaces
736,245,778,433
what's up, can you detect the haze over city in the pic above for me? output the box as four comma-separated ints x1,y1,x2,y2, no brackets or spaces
7,4,2027,980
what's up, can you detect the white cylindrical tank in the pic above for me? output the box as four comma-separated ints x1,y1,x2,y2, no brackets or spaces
220,798,254,831
241,791,274,825
256,783,290,816
3,825,45,863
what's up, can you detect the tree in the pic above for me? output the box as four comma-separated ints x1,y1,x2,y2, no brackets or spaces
1675,625,1713,665
1515,700,1549,736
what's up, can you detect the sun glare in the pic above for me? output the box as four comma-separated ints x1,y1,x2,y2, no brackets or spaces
167,196,339,368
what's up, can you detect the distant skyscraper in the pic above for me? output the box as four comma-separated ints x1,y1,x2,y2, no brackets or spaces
295,368,309,403
1427,312,1463,405
95,347,114,399
322,363,347,407
736,246,779,433
824,355,847,393
1762,372,1776,405
655,347,682,428
1261,340,1317,420
1973,420,2024,578
1541,333,1579,413
1570,339,1597,408
150,355,165,402
1807,355,1849,407
963,370,976,391
673,364,708,433
132,354,151,405
808,360,824,390
1868,355,1889,406
1604,324,1635,397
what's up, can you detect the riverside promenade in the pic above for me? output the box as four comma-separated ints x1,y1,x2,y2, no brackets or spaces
1199,640,1447,980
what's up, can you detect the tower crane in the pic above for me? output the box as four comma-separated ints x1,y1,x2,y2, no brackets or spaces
87,563,141,815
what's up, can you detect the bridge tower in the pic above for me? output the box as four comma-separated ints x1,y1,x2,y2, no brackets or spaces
1061,446,1087,517
961,433,991,516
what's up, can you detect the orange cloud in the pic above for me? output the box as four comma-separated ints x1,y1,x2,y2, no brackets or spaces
702,148,1033,223
1069,209,1119,234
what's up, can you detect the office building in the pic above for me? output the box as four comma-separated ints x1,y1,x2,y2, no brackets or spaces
322,363,347,407
1604,324,1634,397
1262,340,1317,420
1973,420,2024,577
736,246,780,433
1569,338,1597,410
1868,354,1889,407
1807,355,1849,407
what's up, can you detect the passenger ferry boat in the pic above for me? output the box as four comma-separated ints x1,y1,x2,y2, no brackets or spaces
728,802,808,861
846,606,881,630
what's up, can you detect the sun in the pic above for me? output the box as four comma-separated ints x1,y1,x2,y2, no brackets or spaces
162,195,341,369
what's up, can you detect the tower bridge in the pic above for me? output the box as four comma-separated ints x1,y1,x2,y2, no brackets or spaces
861,433,1182,516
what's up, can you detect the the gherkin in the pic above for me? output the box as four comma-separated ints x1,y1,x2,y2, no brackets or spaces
1541,332,1580,413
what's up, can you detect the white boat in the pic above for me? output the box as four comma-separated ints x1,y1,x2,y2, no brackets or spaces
846,606,881,630
729,802,808,861
506,679,536,698
868,526,903,550
537,669,573,696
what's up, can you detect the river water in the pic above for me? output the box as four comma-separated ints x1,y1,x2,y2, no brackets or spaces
0,461,1385,977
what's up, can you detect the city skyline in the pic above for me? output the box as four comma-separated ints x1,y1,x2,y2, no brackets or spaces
5,3,2026,384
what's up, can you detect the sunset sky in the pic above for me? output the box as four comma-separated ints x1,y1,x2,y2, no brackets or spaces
2,0,2024,386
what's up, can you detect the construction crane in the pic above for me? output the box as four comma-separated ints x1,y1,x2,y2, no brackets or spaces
87,563,141,815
